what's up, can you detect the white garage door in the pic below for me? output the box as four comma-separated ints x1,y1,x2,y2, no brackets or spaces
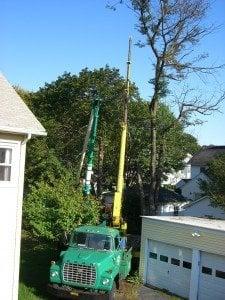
198,252,225,300
146,240,192,298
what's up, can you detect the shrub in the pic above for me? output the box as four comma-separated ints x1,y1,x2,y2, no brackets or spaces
23,176,101,241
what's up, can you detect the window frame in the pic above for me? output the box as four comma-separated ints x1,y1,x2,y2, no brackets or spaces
183,261,192,269
0,142,19,187
149,252,157,259
202,266,212,275
171,258,180,266
160,255,168,263
215,270,225,279
0,148,12,182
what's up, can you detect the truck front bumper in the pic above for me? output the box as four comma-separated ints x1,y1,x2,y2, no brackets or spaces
47,283,110,299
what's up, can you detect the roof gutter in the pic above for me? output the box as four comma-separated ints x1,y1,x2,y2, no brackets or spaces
0,125,47,136
22,133,32,145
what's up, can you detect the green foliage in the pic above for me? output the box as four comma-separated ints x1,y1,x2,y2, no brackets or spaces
26,67,139,187
200,154,225,211
23,175,100,241
127,101,199,182
18,66,199,239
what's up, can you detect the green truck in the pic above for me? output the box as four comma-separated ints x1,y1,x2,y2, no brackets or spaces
48,223,132,299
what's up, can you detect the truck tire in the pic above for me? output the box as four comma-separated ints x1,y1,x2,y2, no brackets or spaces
108,282,116,300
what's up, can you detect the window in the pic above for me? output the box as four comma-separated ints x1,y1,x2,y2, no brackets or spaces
160,255,168,263
202,266,212,275
149,252,157,259
70,232,112,250
215,270,225,279
183,261,192,269
0,148,12,181
171,258,180,266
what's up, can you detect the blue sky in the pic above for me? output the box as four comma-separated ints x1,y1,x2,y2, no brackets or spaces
1,0,225,145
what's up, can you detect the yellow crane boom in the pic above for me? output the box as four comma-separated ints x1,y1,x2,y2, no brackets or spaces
112,38,132,229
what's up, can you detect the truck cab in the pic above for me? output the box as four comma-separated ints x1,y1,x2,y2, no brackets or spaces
48,223,132,299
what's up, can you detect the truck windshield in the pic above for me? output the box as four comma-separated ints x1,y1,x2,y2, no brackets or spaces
70,232,112,251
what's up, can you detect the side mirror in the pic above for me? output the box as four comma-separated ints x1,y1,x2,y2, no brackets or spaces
58,232,70,251
118,237,126,250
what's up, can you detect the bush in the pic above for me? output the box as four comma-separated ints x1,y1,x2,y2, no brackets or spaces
23,176,101,241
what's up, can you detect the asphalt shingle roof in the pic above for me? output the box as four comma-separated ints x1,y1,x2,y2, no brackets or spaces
189,146,225,167
0,73,46,136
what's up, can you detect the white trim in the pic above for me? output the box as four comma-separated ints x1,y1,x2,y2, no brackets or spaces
0,142,20,188
182,195,209,209
12,136,29,299
189,249,200,300
143,239,149,283
0,126,46,136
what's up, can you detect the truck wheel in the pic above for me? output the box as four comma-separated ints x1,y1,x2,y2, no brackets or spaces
108,282,116,300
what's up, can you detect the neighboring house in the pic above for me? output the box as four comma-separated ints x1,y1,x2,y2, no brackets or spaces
0,74,46,299
162,153,192,186
176,146,225,201
177,172,207,201
157,187,188,216
139,216,225,300
179,196,225,220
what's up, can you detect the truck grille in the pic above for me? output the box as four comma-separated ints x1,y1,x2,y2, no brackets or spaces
63,263,96,285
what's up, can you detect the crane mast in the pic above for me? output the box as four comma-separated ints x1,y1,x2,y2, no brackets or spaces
82,93,101,196
112,38,132,229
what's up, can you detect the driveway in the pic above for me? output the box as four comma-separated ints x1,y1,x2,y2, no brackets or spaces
116,284,180,300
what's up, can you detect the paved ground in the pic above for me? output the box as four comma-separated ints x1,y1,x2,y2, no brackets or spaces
116,283,180,300
137,286,180,300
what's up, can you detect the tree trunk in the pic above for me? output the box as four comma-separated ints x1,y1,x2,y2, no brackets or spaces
154,142,165,214
137,165,147,215
148,99,158,215
148,59,162,215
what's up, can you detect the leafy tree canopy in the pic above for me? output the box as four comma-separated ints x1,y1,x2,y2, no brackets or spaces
20,66,199,238
200,154,225,211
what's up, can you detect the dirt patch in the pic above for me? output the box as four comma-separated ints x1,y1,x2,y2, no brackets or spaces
116,281,141,300
116,282,181,300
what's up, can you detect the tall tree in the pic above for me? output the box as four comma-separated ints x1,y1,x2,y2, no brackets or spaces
200,154,225,211
108,0,224,214
19,67,200,235
24,67,140,193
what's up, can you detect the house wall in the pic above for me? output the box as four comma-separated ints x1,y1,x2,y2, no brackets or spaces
139,217,225,279
162,154,192,186
180,197,225,219
191,165,201,178
158,202,188,216
181,172,207,200
0,133,26,300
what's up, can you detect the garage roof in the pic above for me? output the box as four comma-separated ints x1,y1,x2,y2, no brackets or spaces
0,73,46,136
142,216,225,232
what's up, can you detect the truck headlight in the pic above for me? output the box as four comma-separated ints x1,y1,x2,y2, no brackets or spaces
102,278,110,285
51,271,59,277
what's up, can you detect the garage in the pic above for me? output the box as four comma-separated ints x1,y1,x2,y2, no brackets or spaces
146,240,192,298
198,252,225,300
139,216,225,300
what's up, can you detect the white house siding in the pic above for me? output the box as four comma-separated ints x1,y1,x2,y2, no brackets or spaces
191,165,201,178
180,197,225,220
0,134,25,299
162,154,192,186
181,172,207,200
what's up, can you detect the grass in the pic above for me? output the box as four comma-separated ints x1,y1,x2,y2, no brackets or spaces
19,232,57,300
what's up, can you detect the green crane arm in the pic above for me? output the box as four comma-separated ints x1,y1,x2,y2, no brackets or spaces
83,95,101,196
